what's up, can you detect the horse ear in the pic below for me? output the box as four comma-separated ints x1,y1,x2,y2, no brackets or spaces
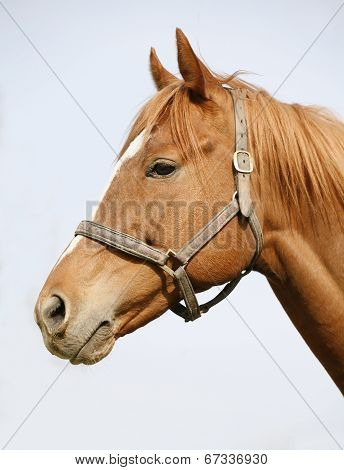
150,47,177,90
176,28,217,99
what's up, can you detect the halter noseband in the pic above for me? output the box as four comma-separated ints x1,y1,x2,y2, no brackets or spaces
75,89,263,322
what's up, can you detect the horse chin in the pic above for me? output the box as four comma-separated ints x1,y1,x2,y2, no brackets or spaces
70,326,116,365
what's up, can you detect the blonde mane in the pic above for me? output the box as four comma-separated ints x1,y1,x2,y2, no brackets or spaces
122,73,344,225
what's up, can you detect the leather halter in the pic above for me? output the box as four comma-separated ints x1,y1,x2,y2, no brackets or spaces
75,88,263,322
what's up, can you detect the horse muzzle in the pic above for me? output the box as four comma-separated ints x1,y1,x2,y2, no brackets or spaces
35,294,116,364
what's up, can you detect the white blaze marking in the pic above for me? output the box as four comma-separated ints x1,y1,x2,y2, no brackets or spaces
94,129,145,219
114,130,146,176
58,235,83,263
56,130,146,265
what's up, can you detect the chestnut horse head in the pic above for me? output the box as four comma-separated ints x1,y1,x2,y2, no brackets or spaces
35,30,344,394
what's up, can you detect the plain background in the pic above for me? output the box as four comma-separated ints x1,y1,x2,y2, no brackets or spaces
0,0,343,450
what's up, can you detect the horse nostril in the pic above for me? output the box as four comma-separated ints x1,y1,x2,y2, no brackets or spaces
41,295,66,334
49,296,65,320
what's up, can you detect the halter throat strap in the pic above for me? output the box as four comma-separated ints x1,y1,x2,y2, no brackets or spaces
75,88,263,322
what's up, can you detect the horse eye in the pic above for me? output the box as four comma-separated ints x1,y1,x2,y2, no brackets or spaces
148,161,176,178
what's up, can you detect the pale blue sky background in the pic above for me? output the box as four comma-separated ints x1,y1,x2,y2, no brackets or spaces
0,0,343,450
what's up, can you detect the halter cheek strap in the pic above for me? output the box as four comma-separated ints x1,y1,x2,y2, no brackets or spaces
75,88,263,322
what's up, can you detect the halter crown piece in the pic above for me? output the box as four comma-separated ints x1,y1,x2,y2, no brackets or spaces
75,88,263,322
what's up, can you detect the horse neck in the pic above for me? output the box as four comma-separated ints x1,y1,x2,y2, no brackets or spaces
250,103,344,394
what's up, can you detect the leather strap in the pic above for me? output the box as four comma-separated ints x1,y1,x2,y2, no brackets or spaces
248,211,263,269
174,266,201,321
174,198,239,265
168,210,263,322
231,89,253,217
76,220,169,266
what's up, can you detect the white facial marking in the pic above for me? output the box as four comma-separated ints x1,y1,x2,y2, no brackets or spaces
114,130,146,177
58,235,83,264
56,130,146,267
96,130,146,211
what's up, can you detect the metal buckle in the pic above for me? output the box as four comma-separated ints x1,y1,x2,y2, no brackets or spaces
233,150,253,174
166,249,186,268
167,249,177,257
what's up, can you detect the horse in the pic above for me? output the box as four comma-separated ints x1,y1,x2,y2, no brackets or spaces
35,29,344,394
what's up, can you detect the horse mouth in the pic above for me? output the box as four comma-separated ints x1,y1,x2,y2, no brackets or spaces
71,321,116,365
